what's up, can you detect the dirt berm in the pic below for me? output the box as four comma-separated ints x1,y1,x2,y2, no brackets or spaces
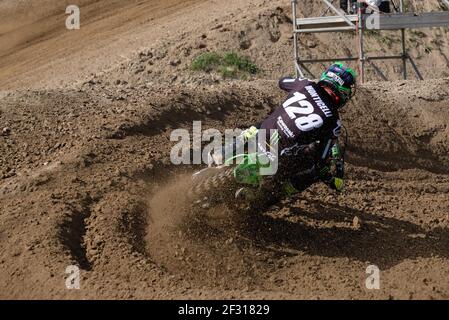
1,78,449,299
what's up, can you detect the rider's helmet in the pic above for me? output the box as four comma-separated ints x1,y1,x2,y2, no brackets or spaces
318,62,357,109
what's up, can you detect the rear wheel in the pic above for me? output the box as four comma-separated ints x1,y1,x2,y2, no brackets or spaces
190,166,238,204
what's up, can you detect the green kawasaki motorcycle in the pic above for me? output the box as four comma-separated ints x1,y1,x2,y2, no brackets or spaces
189,126,346,212
189,127,299,211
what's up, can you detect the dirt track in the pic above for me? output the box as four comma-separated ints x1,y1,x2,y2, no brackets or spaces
1,0,449,299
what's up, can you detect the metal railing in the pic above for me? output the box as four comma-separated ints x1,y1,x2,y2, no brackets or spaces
292,0,449,83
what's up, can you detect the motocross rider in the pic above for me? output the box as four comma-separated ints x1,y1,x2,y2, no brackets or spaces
208,62,356,200
245,62,357,196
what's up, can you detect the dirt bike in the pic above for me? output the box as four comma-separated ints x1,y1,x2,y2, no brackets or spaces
190,154,275,212
189,129,284,211
189,127,348,212
188,130,319,212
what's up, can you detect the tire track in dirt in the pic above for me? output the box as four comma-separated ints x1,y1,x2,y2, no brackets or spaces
58,195,95,271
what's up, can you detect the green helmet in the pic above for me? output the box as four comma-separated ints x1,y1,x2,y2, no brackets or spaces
319,62,357,108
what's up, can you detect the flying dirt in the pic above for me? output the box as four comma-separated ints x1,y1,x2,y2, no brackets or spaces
1,0,449,299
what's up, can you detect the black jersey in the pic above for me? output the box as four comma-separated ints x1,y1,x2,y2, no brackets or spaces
260,77,342,146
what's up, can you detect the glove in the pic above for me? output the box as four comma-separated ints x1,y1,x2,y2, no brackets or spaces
242,126,258,141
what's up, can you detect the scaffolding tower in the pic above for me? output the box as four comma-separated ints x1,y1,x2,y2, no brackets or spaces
292,0,449,83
